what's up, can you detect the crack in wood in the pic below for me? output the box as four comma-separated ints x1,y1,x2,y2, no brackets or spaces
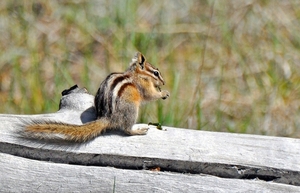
1,142,299,187
241,174,280,181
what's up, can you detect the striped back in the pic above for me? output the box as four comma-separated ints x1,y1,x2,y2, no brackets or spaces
94,52,165,118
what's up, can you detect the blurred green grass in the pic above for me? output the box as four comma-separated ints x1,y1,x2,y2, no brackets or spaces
1,0,300,137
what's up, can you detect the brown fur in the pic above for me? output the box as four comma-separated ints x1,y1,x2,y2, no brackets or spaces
23,52,170,142
25,119,110,142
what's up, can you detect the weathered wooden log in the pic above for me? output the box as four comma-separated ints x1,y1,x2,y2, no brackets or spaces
0,85,299,192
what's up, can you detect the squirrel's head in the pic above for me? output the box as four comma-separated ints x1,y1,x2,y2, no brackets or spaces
129,52,165,91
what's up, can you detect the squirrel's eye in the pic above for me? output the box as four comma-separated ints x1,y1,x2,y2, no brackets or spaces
153,71,159,77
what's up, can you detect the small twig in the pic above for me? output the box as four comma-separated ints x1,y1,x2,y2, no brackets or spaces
148,122,165,130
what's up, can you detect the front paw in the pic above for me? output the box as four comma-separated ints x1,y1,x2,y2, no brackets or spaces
161,90,170,100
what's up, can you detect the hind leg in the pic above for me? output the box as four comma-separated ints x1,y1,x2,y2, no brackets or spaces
124,126,149,135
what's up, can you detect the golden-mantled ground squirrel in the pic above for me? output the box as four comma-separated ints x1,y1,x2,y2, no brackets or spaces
22,52,170,142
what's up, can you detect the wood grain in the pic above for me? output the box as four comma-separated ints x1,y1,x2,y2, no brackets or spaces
0,86,299,191
1,153,299,193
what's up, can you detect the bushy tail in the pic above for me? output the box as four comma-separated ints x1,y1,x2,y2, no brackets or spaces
22,118,110,142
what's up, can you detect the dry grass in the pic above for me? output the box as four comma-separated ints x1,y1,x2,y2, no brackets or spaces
1,0,300,137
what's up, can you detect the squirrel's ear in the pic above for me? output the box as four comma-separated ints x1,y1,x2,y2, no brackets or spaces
132,52,146,69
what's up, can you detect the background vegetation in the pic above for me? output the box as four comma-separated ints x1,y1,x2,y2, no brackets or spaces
1,0,300,137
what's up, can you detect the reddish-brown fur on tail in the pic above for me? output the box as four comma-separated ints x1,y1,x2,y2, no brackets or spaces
24,119,110,142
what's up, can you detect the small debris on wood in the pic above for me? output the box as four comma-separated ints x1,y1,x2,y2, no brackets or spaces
148,122,167,131
149,166,161,172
